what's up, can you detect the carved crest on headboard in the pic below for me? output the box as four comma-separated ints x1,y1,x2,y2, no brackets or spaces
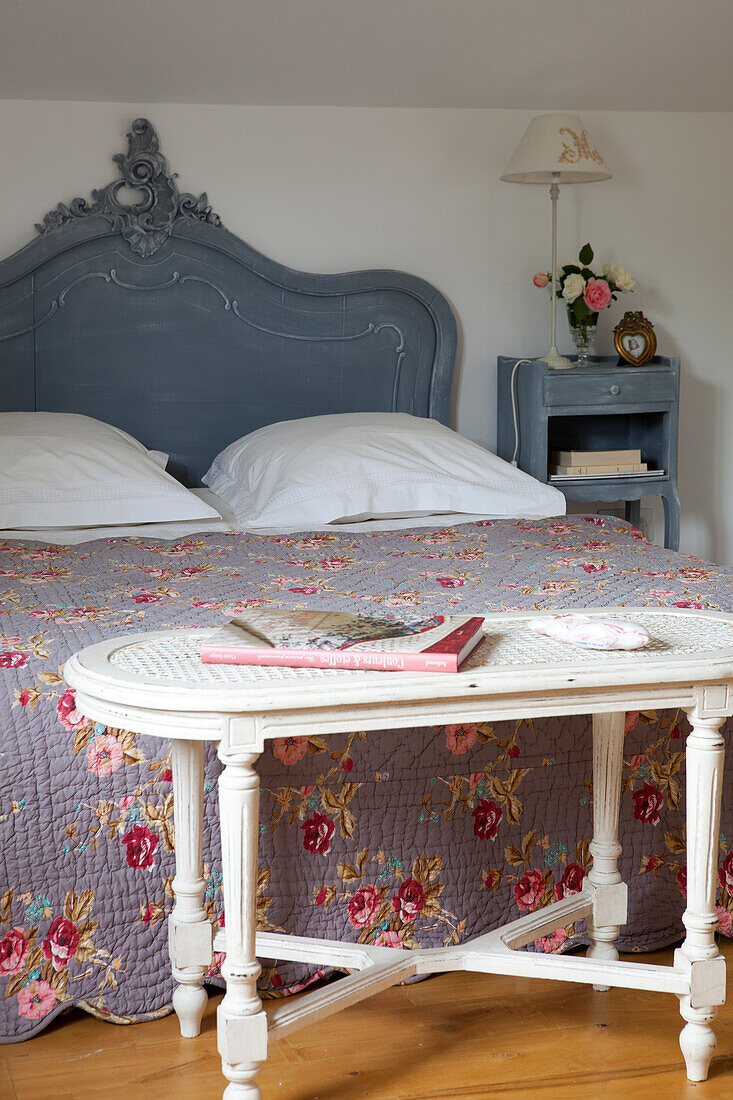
35,118,223,257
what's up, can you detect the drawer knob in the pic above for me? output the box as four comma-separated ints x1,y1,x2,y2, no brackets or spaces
609,384,620,395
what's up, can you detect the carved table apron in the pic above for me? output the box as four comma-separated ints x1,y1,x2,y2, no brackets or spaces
64,608,733,1098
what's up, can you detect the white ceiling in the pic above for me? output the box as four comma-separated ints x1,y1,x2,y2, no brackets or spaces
2,0,731,111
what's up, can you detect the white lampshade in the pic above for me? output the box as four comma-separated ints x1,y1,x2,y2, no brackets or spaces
501,114,611,184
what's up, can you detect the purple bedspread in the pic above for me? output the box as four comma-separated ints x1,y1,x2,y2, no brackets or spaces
1,514,732,1040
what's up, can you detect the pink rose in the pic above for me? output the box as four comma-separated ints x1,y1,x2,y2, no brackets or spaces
436,576,465,588
17,979,55,1020
57,689,86,730
0,928,30,976
347,885,381,929
471,798,503,840
553,862,585,901
273,736,309,766
514,868,545,912
85,733,124,777
583,277,612,312
341,757,354,772
132,592,163,604
300,812,335,855
625,711,640,734
121,824,159,870
633,782,664,826
445,723,478,755
677,865,687,896
289,587,319,595
391,878,425,922
533,272,549,288
42,917,80,971
0,651,29,669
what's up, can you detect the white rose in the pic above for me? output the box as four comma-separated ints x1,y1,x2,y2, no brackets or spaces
603,262,615,280
562,273,586,302
613,266,635,292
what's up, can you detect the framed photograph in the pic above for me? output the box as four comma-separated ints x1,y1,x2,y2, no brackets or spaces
613,311,657,366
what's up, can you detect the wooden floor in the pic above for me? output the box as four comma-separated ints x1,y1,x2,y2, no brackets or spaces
3,941,733,1100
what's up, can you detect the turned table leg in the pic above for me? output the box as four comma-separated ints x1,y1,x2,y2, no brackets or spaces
676,709,727,1082
170,739,211,1037
587,712,627,991
217,749,268,1100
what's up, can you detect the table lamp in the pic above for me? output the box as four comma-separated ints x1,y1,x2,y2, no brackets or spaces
501,114,611,369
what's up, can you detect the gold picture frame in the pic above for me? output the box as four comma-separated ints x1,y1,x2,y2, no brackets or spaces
613,311,657,366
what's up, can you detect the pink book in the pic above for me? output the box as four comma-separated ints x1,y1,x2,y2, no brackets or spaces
200,610,486,673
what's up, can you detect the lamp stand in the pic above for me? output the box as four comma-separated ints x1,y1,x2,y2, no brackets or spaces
539,174,573,370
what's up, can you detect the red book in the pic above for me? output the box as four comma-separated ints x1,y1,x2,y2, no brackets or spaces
200,610,485,673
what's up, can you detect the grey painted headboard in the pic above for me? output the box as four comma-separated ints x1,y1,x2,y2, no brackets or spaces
0,119,457,486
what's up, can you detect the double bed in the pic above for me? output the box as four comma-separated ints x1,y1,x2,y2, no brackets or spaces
1,119,731,1043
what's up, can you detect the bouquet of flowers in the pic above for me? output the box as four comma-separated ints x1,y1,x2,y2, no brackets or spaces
534,243,634,363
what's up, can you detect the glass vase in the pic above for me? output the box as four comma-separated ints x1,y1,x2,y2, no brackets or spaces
567,309,599,367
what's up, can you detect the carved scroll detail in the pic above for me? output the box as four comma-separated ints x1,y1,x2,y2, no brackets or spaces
35,118,223,258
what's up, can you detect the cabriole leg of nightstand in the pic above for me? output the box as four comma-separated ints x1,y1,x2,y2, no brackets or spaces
217,749,267,1099
676,709,726,1082
624,499,641,530
170,739,211,1038
586,712,627,990
662,488,681,551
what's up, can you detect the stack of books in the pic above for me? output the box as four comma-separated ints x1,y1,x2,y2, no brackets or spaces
549,449,660,481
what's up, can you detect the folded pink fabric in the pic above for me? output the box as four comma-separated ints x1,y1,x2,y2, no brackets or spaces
529,613,651,650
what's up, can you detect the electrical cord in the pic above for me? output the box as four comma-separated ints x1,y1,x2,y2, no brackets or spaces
509,358,534,466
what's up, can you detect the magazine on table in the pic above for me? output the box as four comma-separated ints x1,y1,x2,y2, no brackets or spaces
200,609,486,673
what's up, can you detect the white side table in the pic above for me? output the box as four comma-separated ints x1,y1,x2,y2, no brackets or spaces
65,609,733,1098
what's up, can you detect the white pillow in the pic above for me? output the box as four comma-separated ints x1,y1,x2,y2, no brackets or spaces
0,412,221,528
203,413,565,530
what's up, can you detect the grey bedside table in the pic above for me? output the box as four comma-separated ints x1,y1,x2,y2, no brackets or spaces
497,355,681,550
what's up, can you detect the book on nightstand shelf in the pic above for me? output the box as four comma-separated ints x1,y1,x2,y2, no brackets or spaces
551,448,642,466
200,610,486,673
550,462,648,475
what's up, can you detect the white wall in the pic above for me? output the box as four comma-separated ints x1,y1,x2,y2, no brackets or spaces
2,101,732,558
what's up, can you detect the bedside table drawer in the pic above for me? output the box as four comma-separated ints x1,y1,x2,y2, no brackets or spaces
544,370,676,408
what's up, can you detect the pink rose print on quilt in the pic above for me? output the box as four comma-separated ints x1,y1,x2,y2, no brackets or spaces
42,918,80,971
718,850,733,893
347,885,381,929
471,799,503,839
445,723,478,754
0,928,30,976
554,862,585,900
536,928,568,953
301,812,335,855
0,651,28,669
633,782,664,826
391,878,425,922
17,980,55,1020
513,868,545,912
85,733,124,777
56,689,86,731
273,737,309,766
373,931,403,949
121,824,159,870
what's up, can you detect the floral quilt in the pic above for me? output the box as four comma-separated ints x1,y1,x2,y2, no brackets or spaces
1,514,732,1040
